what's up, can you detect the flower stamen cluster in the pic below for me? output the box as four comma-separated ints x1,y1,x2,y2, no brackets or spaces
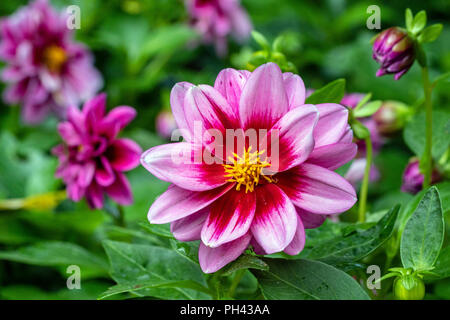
223,147,275,193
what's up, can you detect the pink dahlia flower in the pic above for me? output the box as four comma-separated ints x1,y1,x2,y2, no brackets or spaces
185,0,252,56
141,63,357,273
0,0,102,124
53,94,141,209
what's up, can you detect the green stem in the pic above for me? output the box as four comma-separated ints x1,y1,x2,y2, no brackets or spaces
358,136,373,223
228,269,245,298
117,205,126,227
421,66,433,188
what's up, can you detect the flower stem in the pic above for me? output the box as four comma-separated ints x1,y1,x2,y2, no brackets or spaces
117,205,126,227
228,269,246,298
421,66,433,188
358,136,373,223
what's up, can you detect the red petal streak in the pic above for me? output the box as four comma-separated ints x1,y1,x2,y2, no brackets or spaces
202,189,256,247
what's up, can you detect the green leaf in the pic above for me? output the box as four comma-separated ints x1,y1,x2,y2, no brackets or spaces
431,246,450,279
1,281,110,300
251,31,271,51
102,240,209,300
353,100,382,118
351,121,370,139
169,239,200,264
411,10,427,34
98,279,211,300
252,259,370,300
400,187,444,271
432,71,450,87
353,92,372,111
139,222,174,239
220,254,269,276
418,24,443,43
405,8,413,31
305,79,346,104
403,110,450,160
0,241,108,271
299,205,399,265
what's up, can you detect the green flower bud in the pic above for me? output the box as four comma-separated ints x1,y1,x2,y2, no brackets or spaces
394,274,425,300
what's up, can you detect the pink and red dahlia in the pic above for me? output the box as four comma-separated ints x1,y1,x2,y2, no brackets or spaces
0,0,102,124
141,63,357,273
185,0,252,55
53,94,141,209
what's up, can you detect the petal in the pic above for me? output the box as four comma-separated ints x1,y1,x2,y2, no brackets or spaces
140,142,227,192
251,184,297,254
283,72,306,109
95,156,115,187
184,85,239,143
57,121,81,146
296,208,326,229
148,183,234,224
170,207,209,242
67,106,85,134
202,189,256,247
85,182,104,209
83,93,106,124
284,214,305,255
278,163,357,215
99,106,136,138
105,172,133,205
199,233,251,274
214,68,250,113
261,104,318,172
77,161,95,188
307,143,357,170
239,62,289,130
170,82,195,142
314,103,350,147
108,138,142,172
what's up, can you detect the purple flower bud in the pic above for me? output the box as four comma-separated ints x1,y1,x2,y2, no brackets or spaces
373,27,415,80
401,158,441,194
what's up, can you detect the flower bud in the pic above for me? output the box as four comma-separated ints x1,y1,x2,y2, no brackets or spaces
401,157,442,194
373,27,415,80
373,100,411,135
394,274,425,300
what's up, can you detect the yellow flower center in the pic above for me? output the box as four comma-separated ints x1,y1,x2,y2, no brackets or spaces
223,146,276,193
42,45,67,73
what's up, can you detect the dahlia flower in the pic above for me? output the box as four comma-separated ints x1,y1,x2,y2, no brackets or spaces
185,0,252,55
53,94,141,209
141,63,357,273
0,0,102,124
372,27,415,80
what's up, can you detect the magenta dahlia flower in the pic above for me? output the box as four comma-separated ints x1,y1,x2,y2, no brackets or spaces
0,0,102,124
185,0,252,56
141,63,357,273
53,94,141,209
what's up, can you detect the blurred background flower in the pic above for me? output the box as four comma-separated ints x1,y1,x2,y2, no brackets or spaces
0,0,102,124
53,93,141,209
